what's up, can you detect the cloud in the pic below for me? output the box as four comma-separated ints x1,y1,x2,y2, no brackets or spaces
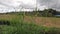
37,0,60,11
0,0,36,9
0,0,20,8
1,0,60,13
0,0,36,13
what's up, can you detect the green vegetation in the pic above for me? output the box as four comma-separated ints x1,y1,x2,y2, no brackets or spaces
0,20,60,34
0,9,60,34
25,9,56,17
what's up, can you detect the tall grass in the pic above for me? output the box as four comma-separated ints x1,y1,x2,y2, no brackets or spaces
0,22,60,34
0,13,60,34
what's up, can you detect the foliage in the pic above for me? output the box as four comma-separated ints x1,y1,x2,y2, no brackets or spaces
0,9,60,34
0,21,60,34
25,9,57,17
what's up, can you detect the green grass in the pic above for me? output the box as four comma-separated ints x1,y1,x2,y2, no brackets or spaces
0,22,60,34
0,13,60,34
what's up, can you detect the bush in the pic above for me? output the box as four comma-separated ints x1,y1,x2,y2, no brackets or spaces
0,20,10,25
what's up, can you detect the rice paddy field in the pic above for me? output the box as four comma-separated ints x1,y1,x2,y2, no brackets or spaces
0,13,60,34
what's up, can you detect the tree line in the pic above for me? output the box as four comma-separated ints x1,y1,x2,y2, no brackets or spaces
25,9,59,17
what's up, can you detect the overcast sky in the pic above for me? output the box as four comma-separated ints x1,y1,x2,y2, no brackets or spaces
0,0,60,13
37,0,60,11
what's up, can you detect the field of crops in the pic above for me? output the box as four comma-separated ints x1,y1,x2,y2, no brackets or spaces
0,13,60,34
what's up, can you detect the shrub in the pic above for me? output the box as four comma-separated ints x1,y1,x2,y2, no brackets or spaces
0,20,10,25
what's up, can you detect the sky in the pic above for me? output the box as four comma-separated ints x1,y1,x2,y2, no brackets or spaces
37,0,60,11
0,0,60,13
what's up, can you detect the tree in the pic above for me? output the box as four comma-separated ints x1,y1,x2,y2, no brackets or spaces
41,9,56,17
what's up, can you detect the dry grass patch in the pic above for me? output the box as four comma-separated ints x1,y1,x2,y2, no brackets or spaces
24,16,60,27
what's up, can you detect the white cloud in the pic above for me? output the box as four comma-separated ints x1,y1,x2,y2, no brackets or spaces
37,0,60,11
0,0,37,13
1,0,58,13
37,3,48,10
